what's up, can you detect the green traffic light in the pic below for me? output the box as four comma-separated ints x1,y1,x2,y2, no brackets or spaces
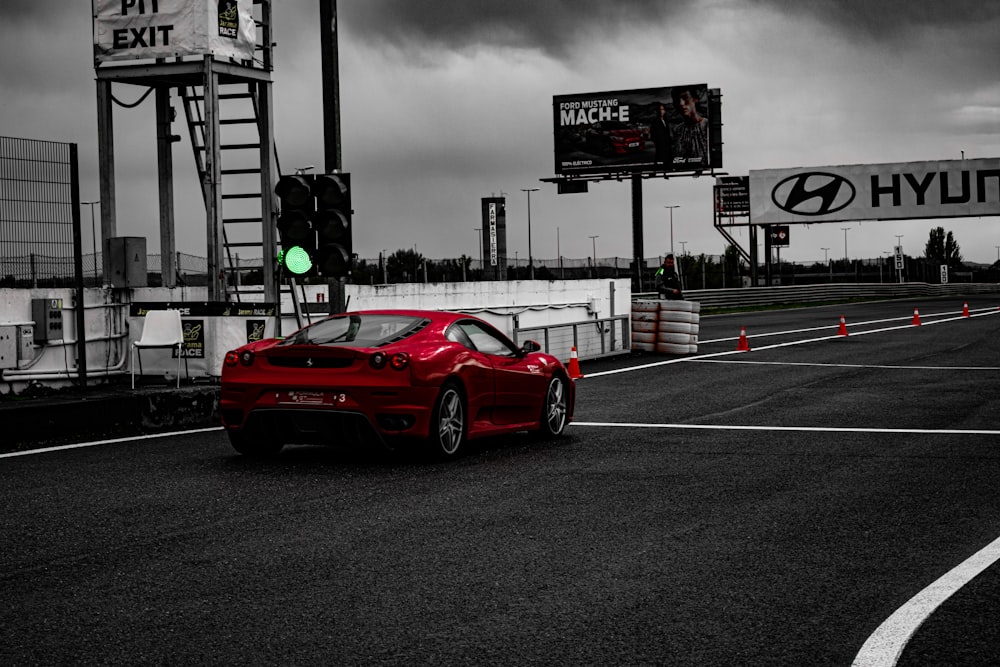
281,245,313,275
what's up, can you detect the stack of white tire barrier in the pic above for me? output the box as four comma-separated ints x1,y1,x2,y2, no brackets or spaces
631,300,700,354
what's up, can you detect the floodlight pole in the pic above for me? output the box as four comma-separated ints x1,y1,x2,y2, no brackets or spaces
83,200,100,282
521,187,539,280
664,205,680,257
589,235,599,278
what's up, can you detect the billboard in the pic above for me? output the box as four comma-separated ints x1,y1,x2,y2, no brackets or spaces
715,175,750,218
93,0,256,64
553,85,720,176
750,158,1000,224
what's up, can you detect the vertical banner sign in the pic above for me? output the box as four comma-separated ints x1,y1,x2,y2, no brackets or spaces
93,0,256,64
489,204,498,266
480,197,506,279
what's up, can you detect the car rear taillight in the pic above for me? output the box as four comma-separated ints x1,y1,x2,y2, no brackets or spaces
224,351,239,367
238,350,255,367
389,352,409,371
370,351,408,370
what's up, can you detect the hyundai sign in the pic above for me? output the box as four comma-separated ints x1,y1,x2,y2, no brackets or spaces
750,158,1000,224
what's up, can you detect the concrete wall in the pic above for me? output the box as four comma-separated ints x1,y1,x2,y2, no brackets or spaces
0,279,629,393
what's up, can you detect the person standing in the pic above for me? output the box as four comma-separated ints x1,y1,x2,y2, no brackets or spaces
655,254,683,300
649,102,672,166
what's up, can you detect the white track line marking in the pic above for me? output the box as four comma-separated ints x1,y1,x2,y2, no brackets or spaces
569,422,1000,436
0,426,224,459
700,307,997,344
852,535,1000,667
694,360,1000,371
586,308,1000,378
570,419,1000,666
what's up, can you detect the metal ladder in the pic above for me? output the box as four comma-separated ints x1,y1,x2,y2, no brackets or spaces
178,0,281,302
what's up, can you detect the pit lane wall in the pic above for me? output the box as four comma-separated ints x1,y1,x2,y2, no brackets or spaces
0,279,628,393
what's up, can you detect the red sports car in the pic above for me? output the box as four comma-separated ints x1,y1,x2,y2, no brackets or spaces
220,309,575,458
584,120,646,155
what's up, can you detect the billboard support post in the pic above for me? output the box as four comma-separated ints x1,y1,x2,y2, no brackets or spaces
631,174,643,292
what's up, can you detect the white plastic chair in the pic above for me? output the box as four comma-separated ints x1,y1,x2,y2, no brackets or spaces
131,310,186,388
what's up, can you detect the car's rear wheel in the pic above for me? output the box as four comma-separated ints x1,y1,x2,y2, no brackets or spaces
536,374,569,438
228,429,283,457
428,381,466,459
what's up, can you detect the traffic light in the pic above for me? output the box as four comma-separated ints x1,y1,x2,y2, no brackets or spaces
275,174,317,276
312,173,353,278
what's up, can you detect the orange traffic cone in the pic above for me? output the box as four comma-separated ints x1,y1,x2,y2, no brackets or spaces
912,308,922,326
567,346,584,379
736,326,750,352
838,315,848,336
963,302,970,317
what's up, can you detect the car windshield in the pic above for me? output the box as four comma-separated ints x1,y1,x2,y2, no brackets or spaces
282,314,428,347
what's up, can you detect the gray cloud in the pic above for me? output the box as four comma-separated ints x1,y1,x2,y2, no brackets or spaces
340,0,999,55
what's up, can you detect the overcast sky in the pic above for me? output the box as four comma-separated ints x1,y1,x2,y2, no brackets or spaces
2,0,999,265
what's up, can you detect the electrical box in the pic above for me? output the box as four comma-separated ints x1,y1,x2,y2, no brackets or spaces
0,325,35,369
108,236,148,288
0,326,16,369
32,298,63,343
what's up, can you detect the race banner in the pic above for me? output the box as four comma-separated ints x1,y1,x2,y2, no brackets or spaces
93,0,256,64
750,158,1000,224
553,85,714,175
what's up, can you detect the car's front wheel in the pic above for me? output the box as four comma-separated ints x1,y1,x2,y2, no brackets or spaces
228,429,283,457
536,374,569,438
428,381,466,459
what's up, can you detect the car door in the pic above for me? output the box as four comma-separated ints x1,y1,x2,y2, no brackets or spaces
453,320,546,426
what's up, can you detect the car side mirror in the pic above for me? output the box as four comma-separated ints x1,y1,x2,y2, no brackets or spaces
520,340,541,355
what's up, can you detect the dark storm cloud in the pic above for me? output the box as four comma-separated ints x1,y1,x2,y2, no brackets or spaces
341,0,695,57
341,0,999,56
766,0,1000,36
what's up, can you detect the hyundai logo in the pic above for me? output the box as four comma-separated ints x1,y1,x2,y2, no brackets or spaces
771,172,855,216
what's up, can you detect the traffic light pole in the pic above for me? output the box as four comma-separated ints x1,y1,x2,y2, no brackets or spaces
320,0,342,173
320,0,346,313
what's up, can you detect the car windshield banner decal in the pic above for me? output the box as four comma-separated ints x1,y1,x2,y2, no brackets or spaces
750,158,1000,224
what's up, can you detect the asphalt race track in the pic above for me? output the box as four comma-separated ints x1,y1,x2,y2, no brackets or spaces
2,295,999,665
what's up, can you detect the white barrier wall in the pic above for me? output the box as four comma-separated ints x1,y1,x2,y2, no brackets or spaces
0,279,629,392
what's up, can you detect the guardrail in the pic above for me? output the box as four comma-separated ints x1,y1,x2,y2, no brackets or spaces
634,282,1000,311
513,314,630,363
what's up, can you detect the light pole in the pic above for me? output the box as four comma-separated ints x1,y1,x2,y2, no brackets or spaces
821,247,830,263
521,187,539,280
473,228,482,275
589,235,599,278
557,226,564,279
895,234,904,283
664,205,680,256
840,227,850,262
83,199,100,281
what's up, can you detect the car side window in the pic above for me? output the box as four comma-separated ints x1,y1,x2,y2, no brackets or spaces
446,324,475,349
454,320,518,357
